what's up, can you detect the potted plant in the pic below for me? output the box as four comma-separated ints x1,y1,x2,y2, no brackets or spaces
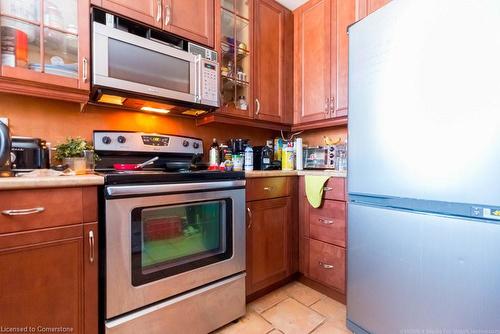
55,137,94,175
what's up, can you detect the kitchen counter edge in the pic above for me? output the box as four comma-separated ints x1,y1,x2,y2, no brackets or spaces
0,175,105,190
245,170,347,178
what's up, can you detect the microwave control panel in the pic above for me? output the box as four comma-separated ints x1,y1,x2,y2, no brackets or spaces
200,60,219,106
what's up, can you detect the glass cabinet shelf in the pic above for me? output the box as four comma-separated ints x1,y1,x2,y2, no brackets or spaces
0,0,80,79
219,0,251,113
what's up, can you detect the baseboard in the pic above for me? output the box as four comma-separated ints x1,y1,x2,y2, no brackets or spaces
298,274,346,305
245,273,299,303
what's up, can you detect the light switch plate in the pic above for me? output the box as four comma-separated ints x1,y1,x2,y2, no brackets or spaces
0,117,8,126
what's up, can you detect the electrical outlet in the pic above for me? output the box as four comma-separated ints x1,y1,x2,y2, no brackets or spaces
0,117,8,126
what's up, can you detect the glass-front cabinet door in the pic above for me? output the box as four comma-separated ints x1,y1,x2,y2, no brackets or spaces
218,0,253,118
0,0,89,91
131,199,233,286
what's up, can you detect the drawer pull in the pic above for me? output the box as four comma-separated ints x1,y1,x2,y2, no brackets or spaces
318,218,334,225
1,207,45,216
89,230,95,264
263,186,272,191
323,186,333,191
319,261,334,269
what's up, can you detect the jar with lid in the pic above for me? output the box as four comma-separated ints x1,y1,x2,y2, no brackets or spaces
238,96,248,110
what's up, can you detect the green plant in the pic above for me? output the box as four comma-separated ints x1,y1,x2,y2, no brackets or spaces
55,137,93,161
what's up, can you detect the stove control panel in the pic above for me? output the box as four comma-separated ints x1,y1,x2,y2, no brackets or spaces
94,131,203,155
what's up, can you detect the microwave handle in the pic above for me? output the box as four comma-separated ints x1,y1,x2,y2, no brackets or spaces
195,55,202,103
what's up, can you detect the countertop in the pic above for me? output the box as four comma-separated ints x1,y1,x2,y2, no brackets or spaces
0,170,345,190
0,174,105,190
245,170,347,178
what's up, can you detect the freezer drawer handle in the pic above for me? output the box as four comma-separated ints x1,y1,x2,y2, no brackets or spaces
319,261,334,269
1,207,45,216
318,218,334,225
323,186,333,191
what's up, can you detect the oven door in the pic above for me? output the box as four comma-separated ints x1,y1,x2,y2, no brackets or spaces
104,181,245,319
93,22,199,103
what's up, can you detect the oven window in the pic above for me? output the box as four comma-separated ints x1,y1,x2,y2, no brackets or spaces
131,199,232,286
108,38,191,93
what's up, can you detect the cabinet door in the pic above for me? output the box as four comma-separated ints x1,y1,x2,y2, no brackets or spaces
0,0,90,97
294,0,331,124
0,226,84,333
164,0,214,47
253,0,289,123
332,0,355,118
246,197,291,295
84,223,98,334
99,0,162,28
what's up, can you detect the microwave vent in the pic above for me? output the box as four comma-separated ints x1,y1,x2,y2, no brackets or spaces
188,43,218,62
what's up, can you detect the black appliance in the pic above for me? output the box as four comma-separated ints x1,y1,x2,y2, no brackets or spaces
0,121,11,176
11,137,50,171
94,131,246,334
253,145,280,170
229,138,249,155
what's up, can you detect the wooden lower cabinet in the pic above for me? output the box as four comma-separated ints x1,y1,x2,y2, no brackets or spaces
309,238,346,293
298,176,347,301
0,187,98,334
246,197,292,295
245,177,297,297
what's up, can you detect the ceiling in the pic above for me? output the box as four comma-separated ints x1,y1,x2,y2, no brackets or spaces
275,0,309,10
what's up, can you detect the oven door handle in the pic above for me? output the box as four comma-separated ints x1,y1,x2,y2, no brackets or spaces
106,180,246,197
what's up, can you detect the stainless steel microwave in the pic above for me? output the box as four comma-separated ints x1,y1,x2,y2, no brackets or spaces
91,11,219,110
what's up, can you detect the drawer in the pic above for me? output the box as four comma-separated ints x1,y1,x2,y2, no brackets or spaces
308,239,346,293
309,200,346,247
0,188,85,234
322,177,346,201
246,177,290,201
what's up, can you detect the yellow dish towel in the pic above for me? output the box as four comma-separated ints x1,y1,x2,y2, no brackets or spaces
305,175,331,208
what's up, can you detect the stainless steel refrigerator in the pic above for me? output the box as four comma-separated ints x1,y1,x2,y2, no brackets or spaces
347,0,500,333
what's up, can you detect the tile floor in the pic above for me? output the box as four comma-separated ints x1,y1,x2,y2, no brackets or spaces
213,281,352,334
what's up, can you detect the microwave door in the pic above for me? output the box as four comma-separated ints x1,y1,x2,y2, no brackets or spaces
93,22,197,103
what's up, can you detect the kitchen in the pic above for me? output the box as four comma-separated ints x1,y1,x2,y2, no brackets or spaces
0,0,499,334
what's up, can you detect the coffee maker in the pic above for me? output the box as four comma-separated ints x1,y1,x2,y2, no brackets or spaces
0,121,11,176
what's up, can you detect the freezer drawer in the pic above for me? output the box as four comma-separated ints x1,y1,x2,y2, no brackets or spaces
347,203,500,334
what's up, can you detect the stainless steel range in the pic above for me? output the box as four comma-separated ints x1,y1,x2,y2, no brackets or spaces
94,131,246,334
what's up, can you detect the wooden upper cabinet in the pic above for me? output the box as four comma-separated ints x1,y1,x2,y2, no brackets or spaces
294,0,331,124
356,0,391,19
0,0,90,102
293,0,355,125
246,197,292,295
253,0,290,124
332,0,355,118
164,0,214,47
92,0,162,28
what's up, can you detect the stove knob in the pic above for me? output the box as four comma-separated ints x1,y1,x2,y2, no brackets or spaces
182,140,190,147
117,136,126,144
193,142,200,149
102,136,112,145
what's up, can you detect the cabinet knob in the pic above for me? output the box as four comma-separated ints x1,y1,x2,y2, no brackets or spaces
318,218,334,225
82,57,88,82
165,4,171,25
88,230,95,264
246,207,252,229
156,0,162,22
319,261,334,269
255,98,261,116
1,207,45,216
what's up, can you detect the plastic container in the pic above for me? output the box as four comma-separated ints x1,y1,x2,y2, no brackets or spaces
244,145,253,171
